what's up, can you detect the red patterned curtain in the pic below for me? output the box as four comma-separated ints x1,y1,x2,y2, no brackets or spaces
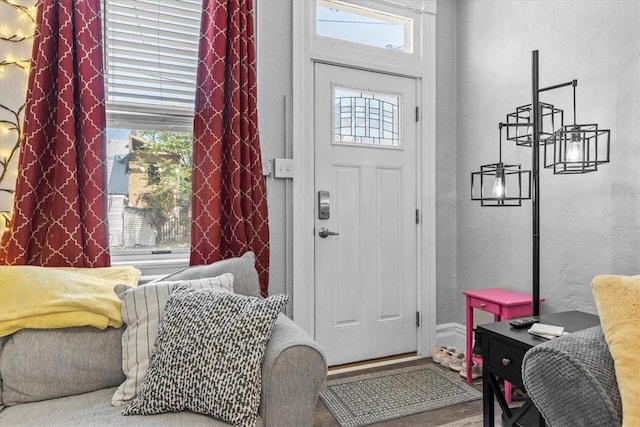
0,0,110,267
192,0,270,295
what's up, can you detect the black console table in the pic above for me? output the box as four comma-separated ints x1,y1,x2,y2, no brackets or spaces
477,310,600,427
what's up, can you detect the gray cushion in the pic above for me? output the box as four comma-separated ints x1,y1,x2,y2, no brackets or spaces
158,251,261,298
124,287,288,427
522,326,622,427
0,387,251,426
0,326,124,406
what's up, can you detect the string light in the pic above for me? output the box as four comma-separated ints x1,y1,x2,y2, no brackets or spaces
0,0,36,229
0,211,11,228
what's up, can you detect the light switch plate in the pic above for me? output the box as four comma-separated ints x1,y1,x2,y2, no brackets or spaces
274,158,294,179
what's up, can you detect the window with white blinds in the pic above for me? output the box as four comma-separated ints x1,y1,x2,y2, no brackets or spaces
103,0,202,130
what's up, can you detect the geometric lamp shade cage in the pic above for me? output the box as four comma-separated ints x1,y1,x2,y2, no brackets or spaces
471,162,531,207
544,124,611,174
506,102,564,147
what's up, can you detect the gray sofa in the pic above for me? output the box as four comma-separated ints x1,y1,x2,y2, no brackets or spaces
0,254,327,426
522,326,622,427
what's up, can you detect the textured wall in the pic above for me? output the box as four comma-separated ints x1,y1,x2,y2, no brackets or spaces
435,0,459,324
455,0,640,323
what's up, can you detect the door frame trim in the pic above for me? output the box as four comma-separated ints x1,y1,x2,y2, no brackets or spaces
292,0,438,359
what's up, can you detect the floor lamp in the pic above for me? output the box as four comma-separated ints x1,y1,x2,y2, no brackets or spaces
471,50,611,316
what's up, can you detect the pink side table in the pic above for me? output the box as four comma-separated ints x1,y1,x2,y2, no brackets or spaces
463,287,544,404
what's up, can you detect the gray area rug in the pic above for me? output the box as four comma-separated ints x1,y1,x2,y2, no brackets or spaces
320,364,483,427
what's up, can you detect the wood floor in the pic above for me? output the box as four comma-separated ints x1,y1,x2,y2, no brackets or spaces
312,357,487,427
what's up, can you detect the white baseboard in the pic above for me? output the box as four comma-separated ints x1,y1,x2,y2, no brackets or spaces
435,322,466,351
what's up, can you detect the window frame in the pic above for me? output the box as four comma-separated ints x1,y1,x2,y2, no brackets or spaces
102,0,201,275
316,0,414,54
310,0,423,76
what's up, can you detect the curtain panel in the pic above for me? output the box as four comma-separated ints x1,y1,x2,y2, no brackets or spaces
0,0,110,267
192,0,270,295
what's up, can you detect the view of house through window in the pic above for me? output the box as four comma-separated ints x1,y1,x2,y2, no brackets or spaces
106,128,192,254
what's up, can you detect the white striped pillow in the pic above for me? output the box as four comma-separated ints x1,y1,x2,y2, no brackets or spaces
111,274,234,406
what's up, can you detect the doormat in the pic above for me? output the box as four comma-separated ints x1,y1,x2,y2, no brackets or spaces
320,364,483,427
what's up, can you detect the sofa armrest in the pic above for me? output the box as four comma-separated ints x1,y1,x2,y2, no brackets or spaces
258,314,327,427
522,326,622,427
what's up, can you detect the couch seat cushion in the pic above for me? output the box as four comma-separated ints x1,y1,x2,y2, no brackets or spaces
0,326,125,406
0,388,251,426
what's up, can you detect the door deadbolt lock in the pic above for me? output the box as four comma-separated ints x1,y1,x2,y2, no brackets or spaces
318,191,330,219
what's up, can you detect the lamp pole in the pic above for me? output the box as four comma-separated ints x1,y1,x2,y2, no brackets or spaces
531,50,541,316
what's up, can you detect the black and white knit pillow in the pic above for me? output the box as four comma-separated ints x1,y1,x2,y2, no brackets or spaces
123,285,289,427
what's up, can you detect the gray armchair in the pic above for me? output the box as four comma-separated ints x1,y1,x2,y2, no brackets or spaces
521,326,622,427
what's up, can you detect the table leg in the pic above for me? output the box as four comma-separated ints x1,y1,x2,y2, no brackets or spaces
482,335,494,427
466,297,473,383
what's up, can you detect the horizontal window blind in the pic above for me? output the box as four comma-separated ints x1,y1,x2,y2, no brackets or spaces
104,0,201,130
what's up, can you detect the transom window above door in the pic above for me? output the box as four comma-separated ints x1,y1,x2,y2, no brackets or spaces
333,85,402,148
316,0,413,53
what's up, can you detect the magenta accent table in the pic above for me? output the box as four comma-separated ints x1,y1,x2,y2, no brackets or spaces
463,287,544,404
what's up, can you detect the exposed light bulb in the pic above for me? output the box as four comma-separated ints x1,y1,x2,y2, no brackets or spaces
566,131,583,162
492,167,505,199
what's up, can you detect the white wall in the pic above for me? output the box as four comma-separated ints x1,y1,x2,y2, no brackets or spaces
256,0,294,302
455,0,640,323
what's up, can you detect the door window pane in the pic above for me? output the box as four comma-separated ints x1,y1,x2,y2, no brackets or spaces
333,86,401,147
316,0,412,53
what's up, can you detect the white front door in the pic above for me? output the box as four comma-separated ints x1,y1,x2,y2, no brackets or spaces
314,63,418,366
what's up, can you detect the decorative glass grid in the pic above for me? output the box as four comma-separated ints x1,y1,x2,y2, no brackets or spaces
333,87,401,147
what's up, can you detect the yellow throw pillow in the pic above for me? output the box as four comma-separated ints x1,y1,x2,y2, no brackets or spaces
592,274,640,427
